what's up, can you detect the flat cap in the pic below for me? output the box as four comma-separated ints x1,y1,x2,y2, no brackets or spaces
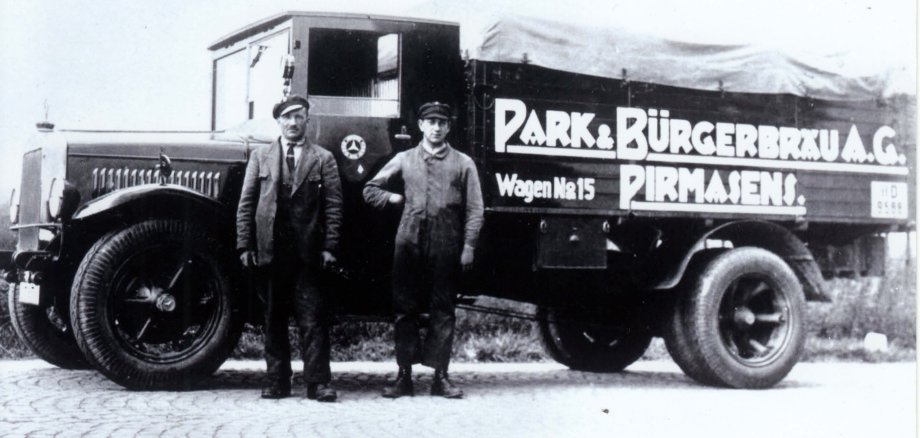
418,101,451,120
272,95,310,118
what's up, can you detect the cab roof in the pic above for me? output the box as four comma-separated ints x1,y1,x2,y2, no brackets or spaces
208,11,458,51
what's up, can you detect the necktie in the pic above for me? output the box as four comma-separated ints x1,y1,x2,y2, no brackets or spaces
286,144,296,173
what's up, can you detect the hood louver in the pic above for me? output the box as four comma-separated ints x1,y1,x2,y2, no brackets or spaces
92,168,221,198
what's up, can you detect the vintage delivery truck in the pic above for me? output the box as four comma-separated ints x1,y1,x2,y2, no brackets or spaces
2,11,914,390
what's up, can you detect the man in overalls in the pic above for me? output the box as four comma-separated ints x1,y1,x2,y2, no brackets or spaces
364,102,484,399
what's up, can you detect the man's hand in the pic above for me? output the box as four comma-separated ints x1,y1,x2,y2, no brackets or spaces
239,250,258,268
389,193,404,205
321,250,337,269
460,244,475,272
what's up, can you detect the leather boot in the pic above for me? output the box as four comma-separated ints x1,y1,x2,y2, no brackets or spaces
306,383,337,402
261,379,291,399
382,367,414,398
431,369,463,399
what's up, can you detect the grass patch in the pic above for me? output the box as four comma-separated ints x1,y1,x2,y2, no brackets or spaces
808,259,916,348
231,297,550,363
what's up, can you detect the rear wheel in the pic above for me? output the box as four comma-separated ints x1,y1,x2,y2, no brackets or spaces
538,307,652,372
71,220,242,389
663,252,721,386
663,291,720,385
675,247,806,388
8,284,89,369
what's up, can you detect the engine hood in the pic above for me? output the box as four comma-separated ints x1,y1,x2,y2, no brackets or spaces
56,118,283,161
60,131,254,162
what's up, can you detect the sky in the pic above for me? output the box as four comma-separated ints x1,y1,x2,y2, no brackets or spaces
0,0,916,196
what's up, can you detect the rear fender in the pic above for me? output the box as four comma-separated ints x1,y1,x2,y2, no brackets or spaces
650,220,830,302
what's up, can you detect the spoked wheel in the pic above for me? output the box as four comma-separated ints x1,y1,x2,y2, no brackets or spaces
538,307,652,372
71,220,241,389
674,247,805,389
110,244,224,364
717,274,796,367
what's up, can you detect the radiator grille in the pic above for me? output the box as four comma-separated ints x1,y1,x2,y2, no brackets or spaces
20,150,42,225
92,168,221,198
17,150,42,250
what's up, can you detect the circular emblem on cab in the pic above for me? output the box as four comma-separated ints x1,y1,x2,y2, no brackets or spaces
341,135,367,160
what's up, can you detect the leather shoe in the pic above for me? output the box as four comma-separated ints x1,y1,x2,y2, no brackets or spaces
261,381,291,399
382,367,414,398
306,383,337,402
431,369,463,399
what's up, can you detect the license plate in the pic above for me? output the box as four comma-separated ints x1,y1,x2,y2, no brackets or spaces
870,181,908,219
18,282,41,306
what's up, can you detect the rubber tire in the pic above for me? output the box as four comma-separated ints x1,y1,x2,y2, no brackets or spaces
538,307,652,372
662,251,722,386
70,220,241,390
663,290,722,386
681,247,806,389
8,284,89,369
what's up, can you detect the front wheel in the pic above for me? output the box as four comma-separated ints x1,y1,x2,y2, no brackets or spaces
538,307,652,372
71,220,242,389
8,284,89,369
677,247,806,389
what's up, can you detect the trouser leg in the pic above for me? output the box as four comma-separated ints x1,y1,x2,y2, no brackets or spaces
294,266,332,384
422,246,459,370
262,264,293,381
392,242,422,368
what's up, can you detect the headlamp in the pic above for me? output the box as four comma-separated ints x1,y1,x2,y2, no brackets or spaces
9,188,19,224
47,178,65,220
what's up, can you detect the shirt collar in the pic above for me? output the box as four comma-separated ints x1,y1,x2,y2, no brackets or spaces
283,137,305,149
420,142,450,160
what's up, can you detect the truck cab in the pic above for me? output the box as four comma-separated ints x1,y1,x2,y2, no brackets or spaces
210,12,462,168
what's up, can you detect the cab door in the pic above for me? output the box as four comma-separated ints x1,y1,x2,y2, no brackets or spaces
295,16,461,315
305,28,403,183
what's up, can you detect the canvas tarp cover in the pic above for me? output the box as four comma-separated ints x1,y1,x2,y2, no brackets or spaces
464,13,903,101
268,1,913,101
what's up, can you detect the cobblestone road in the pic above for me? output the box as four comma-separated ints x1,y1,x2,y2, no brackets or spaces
0,360,915,437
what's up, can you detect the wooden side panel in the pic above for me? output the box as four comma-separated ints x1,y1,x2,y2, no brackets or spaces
466,61,916,225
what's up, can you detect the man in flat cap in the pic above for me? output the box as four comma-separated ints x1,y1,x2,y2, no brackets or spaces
364,101,484,399
237,95,343,401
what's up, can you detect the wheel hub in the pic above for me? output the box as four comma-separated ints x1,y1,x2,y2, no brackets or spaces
155,294,177,312
718,275,794,365
732,306,756,328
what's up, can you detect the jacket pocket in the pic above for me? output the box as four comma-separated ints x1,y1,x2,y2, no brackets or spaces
258,160,272,177
258,171,272,196
446,179,463,206
307,174,323,194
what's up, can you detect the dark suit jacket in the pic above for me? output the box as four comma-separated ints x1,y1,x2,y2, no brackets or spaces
236,138,343,266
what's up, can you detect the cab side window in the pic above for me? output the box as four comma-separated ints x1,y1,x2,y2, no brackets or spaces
307,29,400,118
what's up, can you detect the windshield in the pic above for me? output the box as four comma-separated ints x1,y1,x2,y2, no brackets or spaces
213,29,290,130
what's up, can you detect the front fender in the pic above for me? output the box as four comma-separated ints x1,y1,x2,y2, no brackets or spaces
72,183,230,226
